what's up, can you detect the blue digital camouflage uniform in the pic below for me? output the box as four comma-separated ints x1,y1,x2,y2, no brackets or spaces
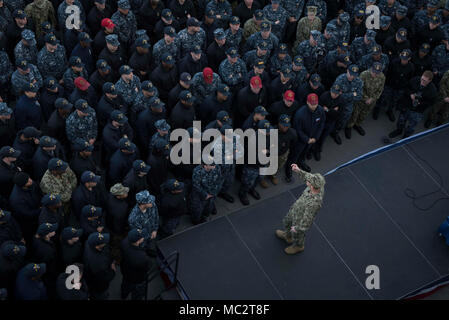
243,49,269,69
281,0,304,20
326,17,351,43
111,10,137,44
14,40,38,66
4,0,25,13
149,131,170,153
131,89,158,120
333,69,364,131
152,38,181,66
177,28,207,57
62,68,89,94
295,39,327,73
219,58,248,87
240,166,259,194
306,0,327,22
115,75,142,107
225,28,243,50
57,0,86,31
431,44,449,77
37,45,68,80
324,26,339,52
263,4,288,40
191,71,223,103
350,37,377,61
412,8,441,30
206,0,232,28
66,106,98,144
245,32,280,55
379,0,400,16
212,134,242,194
191,164,223,223
0,51,13,90
292,64,308,89
11,64,43,96
270,52,292,76
360,52,390,72
128,202,159,240
325,47,350,66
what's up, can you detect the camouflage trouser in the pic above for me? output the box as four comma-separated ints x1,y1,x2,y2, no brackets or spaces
428,100,449,124
239,166,259,194
335,103,354,132
190,191,215,224
283,212,306,247
220,164,235,193
397,110,424,136
273,150,290,178
348,100,377,128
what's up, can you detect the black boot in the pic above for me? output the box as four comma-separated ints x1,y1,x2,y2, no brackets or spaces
218,192,234,203
353,125,365,136
239,192,249,206
300,162,311,172
388,129,403,138
331,132,342,145
313,151,321,161
424,119,432,129
249,188,261,200
386,109,396,122
345,127,352,139
372,107,380,120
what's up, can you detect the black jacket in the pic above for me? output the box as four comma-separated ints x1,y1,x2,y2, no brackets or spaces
83,242,115,293
0,117,16,149
236,85,268,125
206,41,227,72
169,101,196,130
0,216,23,246
108,150,138,186
56,272,89,300
120,236,154,284
147,152,169,196
150,65,179,102
178,53,209,78
106,193,129,235
59,238,84,268
0,160,21,199
123,168,148,207
32,144,66,182
72,184,105,220
198,94,232,125
102,121,134,160
399,76,438,113
386,58,415,89
39,85,65,122
70,152,98,181
268,100,300,125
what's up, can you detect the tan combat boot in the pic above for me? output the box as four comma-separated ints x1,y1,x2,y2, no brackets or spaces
270,175,278,185
284,245,304,255
275,230,293,244
260,178,269,188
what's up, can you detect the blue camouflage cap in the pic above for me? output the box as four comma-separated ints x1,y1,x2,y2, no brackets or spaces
21,29,36,45
365,29,376,40
230,16,240,25
1,241,26,258
205,8,215,18
24,263,46,278
135,29,149,40
191,44,202,54
41,193,61,207
180,73,192,84
118,0,131,9
61,227,83,241
69,56,84,68
339,12,349,22
166,179,184,192
150,97,164,109
111,110,128,124
0,209,11,222
161,52,175,65
13,9,26,19
142,80,157,92
430,14,441,24
348,64,359,76
396,5,407,16
164,26,176,37
257,39,269,50
214,28,226,40
75,99,90,111
331,83,342,94
44,33,58,45
293,55,304,66
281,65,293,77
257,119,273,130
399,49,411,60
16,59,29,69
136,190,155,204
337,53,351,65
96,59,111,72
355,8,365,17
427,0,439,7
380,15,391,28
82,205,102,217
261,20,271,31
55,97,72,110
73,138,94,152
217,110,231,123
36,222,58,236
371,43,382,54
103,82,117,94
254,9,264,20
105,34,120,46
119,65,133,75
217,83,231,96
41,21,53,32
162,8,173,20
278,43,288,54
44,76,58,90
128,228,145,243
155,119,170,131
119,137,136,152
254,105,268,116
420,42,431,53
88,232,110,246
396,27,407,40
279,114,291,127
372,62,383,73
254,58,265,68
310,30,321,41
153,137,170,153
39,135,57,147
133,160,151,173
187,17,200,27
310,73,321,85
179,90,195,103
81,171,101,183
24,82,39,93
0,102,12,116
136,37,150,48
78,32,92,42
48,158,68,171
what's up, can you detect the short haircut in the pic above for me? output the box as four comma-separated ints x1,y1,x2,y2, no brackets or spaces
422,70,433,81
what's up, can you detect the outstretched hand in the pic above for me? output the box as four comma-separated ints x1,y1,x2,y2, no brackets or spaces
291,163,300,173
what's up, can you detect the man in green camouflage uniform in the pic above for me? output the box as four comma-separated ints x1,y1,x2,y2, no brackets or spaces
24,0,57,38
294,5,321,48
347,62,385,136
243,9,264,41
276,163,325,254
426,69,449,127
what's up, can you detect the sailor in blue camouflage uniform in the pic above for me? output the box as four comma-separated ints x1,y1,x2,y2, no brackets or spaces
115,65,141,108
178,17,206,58
431,36,449,80
269,43,292,77
14,29,38,66
306,0,327,22
11,60,43,97
379,0,400,17
206,0,232,29
412,0,440,31
350,29,377,61
225,16,243,50
191,160,223,224
152,26,180,66
111,0,137,47
245,21,280,56
291,55,308,90
333,64,364,142
326,11,351,43
243,39,270,69
63,56,89,95
37,33,67,80
263,0,288,40
66,99,98,146
57,0,86,32
219,47,248,92
190,68,223,103
359,43,390,72
296,30,327,74
324,23,338,52
282,0,304,42
128,190,159,252
130,80,158,128
324,40,350,66
149,119,170,153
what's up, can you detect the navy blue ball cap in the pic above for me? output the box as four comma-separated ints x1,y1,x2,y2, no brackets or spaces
41,193,62,206
61,227,83,241
81,171,101,183
24,263,46,278
88,232,110,246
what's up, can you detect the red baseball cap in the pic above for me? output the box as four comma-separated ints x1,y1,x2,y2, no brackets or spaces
284,90,295,101
203,67,213,84
307,93,318,105
74,77,90,91
101,18,115,29
250,76,262,89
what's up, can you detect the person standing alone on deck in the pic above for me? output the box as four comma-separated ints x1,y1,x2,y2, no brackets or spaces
275,163,325,255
